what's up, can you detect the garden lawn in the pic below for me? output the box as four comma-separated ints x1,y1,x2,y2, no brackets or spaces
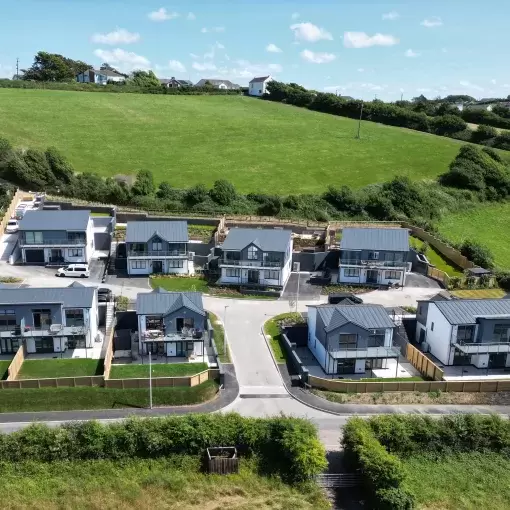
17,359,104,379
0,380,218,412
208,311,230,363
0,88,469,193
150,276,209,293
263,313,305,363
188,224,216,242
411,237,464,277
0,360,11,380
438,201,510,269
0,457,328,510
109,362,208,379
451,288,506,299
403,452,510,510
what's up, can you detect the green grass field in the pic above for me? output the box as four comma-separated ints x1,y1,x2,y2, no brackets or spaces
151,276,209,292
208,311,230,363
0,360,11,380
17,359,104,379
0,457,328,510
109,362,208,379
411,236,464,276
0,88,468,193
438,201,510,269
403,452,510,510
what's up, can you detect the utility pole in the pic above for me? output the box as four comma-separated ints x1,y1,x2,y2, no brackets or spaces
16,58,19,80
356,101,364,139
400,92,403,101
294,262,301,313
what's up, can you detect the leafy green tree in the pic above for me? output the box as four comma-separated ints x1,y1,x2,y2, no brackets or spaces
492,104,510,119
364,193,395,220
129,70,161,88
22,51,90,81
23,149,56,187
459,240,495,269
257,196,282,216
432,114,467,135
472,124,498,142
45,146,75,184
210,179,236,206
323,185,363,215
131,169,155,196
156,181,173,199
184,184,208,205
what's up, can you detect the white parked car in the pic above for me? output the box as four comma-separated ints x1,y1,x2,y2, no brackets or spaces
56,264,90,278
5,219,19,233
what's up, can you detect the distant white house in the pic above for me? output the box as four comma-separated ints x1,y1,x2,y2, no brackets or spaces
195,79,240,90
249,75,273,97
76,69,125,85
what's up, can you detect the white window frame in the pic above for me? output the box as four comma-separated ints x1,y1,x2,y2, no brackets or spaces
68,248,83,258
266,270,279,280
152,241,163,251
168,260,184,268
131,260,146,270
226,268,240,278
385,270,401,280
368,251,379,260
344,268,360,278
247,246,258,260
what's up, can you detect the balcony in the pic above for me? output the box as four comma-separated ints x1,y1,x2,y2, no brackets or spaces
128,250,187,258
221,259,283,268
21,238,87,246
454,340,510,354
340,259,407,268
141,328,207,342
0,324,88,338
329,346,401,359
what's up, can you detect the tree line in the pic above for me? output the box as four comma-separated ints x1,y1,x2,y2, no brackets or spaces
264,81,510,151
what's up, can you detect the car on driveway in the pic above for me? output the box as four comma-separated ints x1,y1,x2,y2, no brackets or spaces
56,264,90,278
5,219,19,234
98,287,112,302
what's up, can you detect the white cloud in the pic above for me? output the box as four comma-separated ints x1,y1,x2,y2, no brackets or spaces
343,32,399,48
491,79,497,85
148,8,179,22
266,43,282,53
203,42,225,60
405,49,420,57
192,61,217,71
460,80,483,92
361,83,384,91
300,49,335,64
416,87,431,93
441,48,448,53
189,53,199,59
216,41,225,49
291,12,300,20
290,22,333,42
382,11,399,20
212,60,283,81
167,60,186,73
421,16,443,28
357,68,364,72
187,12,196,20
201,26,225,33
93,48,150,72
91,28,140,45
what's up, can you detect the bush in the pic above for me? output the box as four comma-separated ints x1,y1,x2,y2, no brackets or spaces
210,179,236,206
472,124,498,142
0,414,326,484
459,239,495,269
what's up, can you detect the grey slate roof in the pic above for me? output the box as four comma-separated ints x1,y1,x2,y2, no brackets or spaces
136,289,205,316
19,210,90,231
249,76,270,83
195,78,239,89
312,304,396,332
222,228,292,253
126,221,189,243
433,299,510,324
340,228,410,252
0,285,95,308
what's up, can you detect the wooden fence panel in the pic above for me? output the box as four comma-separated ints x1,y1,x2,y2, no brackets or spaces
406,344,444,381
6,344,26,381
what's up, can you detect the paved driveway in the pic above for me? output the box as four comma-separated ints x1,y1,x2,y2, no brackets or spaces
281,272,322,301
406,272,441,289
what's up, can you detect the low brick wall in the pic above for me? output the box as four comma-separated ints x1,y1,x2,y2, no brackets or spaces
406,343,444,381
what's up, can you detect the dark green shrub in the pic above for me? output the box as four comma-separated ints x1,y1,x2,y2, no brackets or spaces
459,239,495,269
210,179,236,206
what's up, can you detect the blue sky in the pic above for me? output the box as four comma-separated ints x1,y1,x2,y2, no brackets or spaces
0,0,509,100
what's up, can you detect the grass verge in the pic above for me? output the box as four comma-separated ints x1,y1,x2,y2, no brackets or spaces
0,380,218,412
109,362,208,379
0,456,329,510
263,312,305,363
411,236,464,277
451,288,506,299
403,452,510,510
207,311,230,363
17,359,104,379
0,360,11,380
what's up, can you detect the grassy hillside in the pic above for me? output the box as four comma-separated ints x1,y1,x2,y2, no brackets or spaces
0,88,467,193
438,201,510,269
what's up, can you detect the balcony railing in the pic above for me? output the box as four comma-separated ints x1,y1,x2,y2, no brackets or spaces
221,259,283,268
128,250,187,257
329,346,401,359
454,339,510,354
340,259,407,268
141,328,206,342
0,324,88,338
21,238,87,246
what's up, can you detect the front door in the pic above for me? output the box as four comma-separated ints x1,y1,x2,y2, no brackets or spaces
248,269,259,284
366,270,379,284
33,310,52,329
489,353,506,369
152,260,163,274
50,249,63,264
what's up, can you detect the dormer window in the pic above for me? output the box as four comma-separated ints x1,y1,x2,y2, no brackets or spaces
248,246,258,260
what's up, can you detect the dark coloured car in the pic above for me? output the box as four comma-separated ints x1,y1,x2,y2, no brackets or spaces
98,288,112,302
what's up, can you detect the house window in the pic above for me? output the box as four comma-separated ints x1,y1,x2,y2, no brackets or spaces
385,270,401,280
0,309,16,330
34,338,54,353
344,268,360,278
431,322,434,331
65,309,84,327
67,335,86,349
152,241,163,251
259,89,262,93
146,316,163,330
248,246,258,260
339,334,357,349
168,260,184,268
131,260,146,270
226,268,240,277
368,251,379,260
457,325,474,343
69,248,83,258
32,309,52,329
25,231,43,244
368,330,386,347
493,324,510,343
266,270,279,280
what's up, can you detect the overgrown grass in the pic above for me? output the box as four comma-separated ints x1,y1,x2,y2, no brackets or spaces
188,223,216,241
263,313,305,363
0,456,329,510
0,89,467,193
403,452,510,510
0,380,218,412
17,359,104,379
0,360,11,380
150,276,209,293
411,236,464,277
109,362,208,379
451,288,506,298
438,201,510,269
208,311,230,363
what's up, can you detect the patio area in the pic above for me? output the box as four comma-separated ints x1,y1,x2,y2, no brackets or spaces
442,365,510,381
26,330,105,360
